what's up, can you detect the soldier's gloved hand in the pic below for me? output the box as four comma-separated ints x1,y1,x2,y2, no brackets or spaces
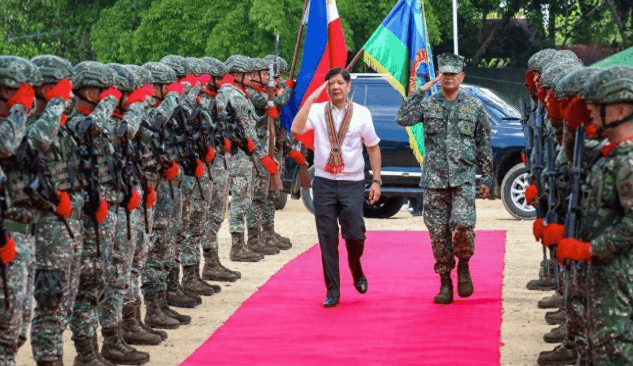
59,114,68,127
525,184,538,205
125,86,154,109
7,83,36,111
533,218,544,242
260,155,279,175
180,74,198,87
197,74,211,86
167,82,184,96
542,223,565,247
99,87,122,102
285,79,296,88
46,79,73,102
556,238,591,263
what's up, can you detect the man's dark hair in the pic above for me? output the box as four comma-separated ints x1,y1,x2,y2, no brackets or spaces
325,67,351,83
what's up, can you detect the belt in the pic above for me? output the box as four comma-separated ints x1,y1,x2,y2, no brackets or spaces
5,220,35,235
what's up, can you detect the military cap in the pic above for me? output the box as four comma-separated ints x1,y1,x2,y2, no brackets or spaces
584,66,633,104
555,67,601,99
126,64,154,86
225,55,253,73
143,62,178,84
160,55,189,77
72,61,116,89
185,57,209,76
527,49,557,71
108,63,135,91
0,56,42,88
437,53,465,73
540,62,582,90
31,55,73,84
201,58,227,76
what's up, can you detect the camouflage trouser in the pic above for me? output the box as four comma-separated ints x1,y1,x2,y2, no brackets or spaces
98,208,140,328
246,159,270,230
124,206,153,307
141,180,182,295
178,175,213,267
0,232,34,366
31,211,83,362
261,148,285,227
70,209,117,341
206,154,231,250
229,151,254,234
423,184,476,274
586,257,633,365
567,262,588,364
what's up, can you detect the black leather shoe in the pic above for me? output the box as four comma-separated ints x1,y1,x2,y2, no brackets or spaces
322,297,340,308
354,277,368,294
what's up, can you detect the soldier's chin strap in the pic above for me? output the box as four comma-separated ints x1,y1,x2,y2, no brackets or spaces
597,103,633,136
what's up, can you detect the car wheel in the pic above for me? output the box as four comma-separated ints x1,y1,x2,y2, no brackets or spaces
275,191,288,210
501,163,536,220
300,166,316,215
364,196,405,219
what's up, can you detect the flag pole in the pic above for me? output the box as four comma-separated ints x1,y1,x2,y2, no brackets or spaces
289,0,310,80
346,49,364,71
453,0,459,54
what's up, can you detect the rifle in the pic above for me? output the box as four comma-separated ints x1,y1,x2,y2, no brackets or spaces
133,126,154,234
189,105,214,181
114,120,138,241
533,102,548,276
544,133,560,289
225,101,261,173
267,35,283,191
518,98,533,174
171,106,205,200
209,98,230,170
0,175,11,317
144,112,176,199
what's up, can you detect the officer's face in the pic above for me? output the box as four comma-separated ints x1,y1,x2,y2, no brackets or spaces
439,72,464,91
326,74,351,104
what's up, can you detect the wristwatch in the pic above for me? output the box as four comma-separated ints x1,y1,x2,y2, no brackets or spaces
372,179,382,186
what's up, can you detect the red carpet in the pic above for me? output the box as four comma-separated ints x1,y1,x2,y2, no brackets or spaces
182,230,506,366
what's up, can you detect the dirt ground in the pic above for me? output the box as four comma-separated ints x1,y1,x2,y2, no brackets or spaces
17,197,553,366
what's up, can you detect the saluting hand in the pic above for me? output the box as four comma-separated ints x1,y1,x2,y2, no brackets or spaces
307,81,328,103
420,74,443,93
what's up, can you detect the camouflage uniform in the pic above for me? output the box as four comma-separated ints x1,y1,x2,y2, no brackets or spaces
395,54,493,275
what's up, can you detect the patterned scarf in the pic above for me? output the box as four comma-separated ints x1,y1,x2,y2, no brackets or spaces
324,100,354,174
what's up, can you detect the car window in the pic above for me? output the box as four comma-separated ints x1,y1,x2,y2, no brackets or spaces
463,86,521,120
364,85,403,116
350,85,366,104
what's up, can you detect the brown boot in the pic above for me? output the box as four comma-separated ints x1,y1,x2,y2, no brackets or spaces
537,340,577,365
526,275,555,291
202,249,240,282
457,260,473,298
545,309,566,325
72,338,108,366
100,326,149,365
433,272,453,304
120,303,162,346
247,227,279,255
230,232,264,262
538,293,563,309
182,264,215,296
90,335,115,366
166,268,199,308
134,300,168,340
143,292,180,330
543,324,567,344
158,291,191,325
37,361,59,366
265,223,291,250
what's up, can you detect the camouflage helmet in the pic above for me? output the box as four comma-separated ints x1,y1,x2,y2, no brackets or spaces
30,55,73,84
0,56,42,88
143,62,178,84
250,58,269,71
541,62,583,90
107,63,135,91
159,55,188,77
225,55,253,73
527,49,556,71
72,61,117,89
201,57,227,76
265,55,289,74
125,64,154,86
584,66,633,104
184,57,209,76
556,50,581,63
555,67,601,99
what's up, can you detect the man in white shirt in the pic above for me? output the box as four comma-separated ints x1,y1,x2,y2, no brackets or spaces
291,68,382,308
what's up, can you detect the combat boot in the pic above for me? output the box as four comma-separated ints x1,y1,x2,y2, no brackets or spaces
538,293,563,309
230,232,264,262
194,261,222,293
543,324,567,344
120,303,162,346
37,360,59,366
433,272,453,304
72,338,108,366
527,276,556,291
143,292,180,330
536,340,577,365
100,326,149,365
182,264,215,296
166,268,199,308
545,309,566,325
264,223,291,250
158,294,192,325
204,231,241,279
457,260,474,298
202,249,240,282
134,300,168,340
247,227,279,255
90,335,115,366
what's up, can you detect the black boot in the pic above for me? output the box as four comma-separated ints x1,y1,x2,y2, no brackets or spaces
120,303,162,346
100,326,149,365
143,292,180,330
202,249,239,282
72,337,107,366
135,299,168,339
457,260,474,298
182,263,215,296
166,267,199,308
434,272,453,304
230,232,264,262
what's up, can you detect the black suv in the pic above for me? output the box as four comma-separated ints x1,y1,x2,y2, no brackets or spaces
280,74,535,220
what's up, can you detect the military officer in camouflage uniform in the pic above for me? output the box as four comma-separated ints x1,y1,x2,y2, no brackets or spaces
396,53,493,304
198,58,241,282
557,66,633,365
27,55,82,366
0,56,44,366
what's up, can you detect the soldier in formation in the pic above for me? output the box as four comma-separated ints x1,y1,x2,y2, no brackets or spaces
0,54,302,366
521,49,633,365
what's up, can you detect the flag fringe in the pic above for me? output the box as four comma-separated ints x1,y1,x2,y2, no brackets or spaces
361,52,424,165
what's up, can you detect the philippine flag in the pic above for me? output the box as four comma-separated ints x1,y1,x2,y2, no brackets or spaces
280,0,348,150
